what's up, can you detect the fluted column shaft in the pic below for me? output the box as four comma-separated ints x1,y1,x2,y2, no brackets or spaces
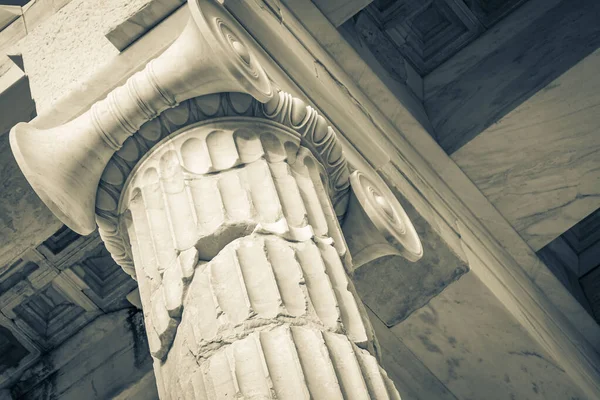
121,119,401,399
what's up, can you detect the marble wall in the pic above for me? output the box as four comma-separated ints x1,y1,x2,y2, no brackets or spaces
5,0,160,115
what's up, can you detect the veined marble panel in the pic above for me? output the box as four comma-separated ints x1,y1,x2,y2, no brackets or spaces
452,47,600,252
390,272,587,400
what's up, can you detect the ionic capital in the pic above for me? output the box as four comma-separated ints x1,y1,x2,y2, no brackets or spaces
10,0,272,236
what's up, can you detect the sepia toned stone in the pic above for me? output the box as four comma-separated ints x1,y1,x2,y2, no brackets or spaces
5,0,432,398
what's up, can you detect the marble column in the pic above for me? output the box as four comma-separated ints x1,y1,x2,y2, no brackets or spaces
8,0,420,397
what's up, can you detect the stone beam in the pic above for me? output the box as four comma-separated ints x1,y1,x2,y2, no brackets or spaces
391,271,590,400
105,0,185,51
0,6,20,32
366,308,458,400
424,0,600,155
451,46,600,251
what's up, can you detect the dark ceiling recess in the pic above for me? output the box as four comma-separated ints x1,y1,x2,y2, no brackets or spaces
0,0,29,6
351,0,528,76
538,208,600,325
0,325,30,375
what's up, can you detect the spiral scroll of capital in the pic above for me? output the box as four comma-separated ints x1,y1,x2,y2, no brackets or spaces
343,170,423,270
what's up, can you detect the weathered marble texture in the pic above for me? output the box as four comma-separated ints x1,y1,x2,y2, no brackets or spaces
0,56,35,137
7,0,160,114
118,116,402,398
367,309,458,400
0,6,20,32
105,0,185,51
244,2,600,393
452,46,600,252
391,272,588,400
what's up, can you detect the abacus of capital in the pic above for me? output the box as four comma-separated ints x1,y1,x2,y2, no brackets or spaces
9,0,423,398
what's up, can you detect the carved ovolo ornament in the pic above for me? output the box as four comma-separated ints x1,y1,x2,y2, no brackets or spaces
97,92,353,276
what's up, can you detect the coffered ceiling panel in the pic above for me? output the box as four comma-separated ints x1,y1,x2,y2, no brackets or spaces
462,0,529,27
353,0,528,75
0,313,39,389
0,226,137,388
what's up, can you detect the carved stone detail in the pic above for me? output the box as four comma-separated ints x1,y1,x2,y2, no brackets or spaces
10,0,273,237
121,121,352,356
96,92,352,278
170,326,400,399
8,1,415,397
343,170,423,271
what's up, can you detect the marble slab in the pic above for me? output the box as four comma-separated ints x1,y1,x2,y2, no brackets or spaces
425,0,600,155
390,272,588,400
312,0,373,27
0,15,26,53
0,56,35,137
0,6,20,32
11,0,162,114
22,0,55,34
452,46,600,251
